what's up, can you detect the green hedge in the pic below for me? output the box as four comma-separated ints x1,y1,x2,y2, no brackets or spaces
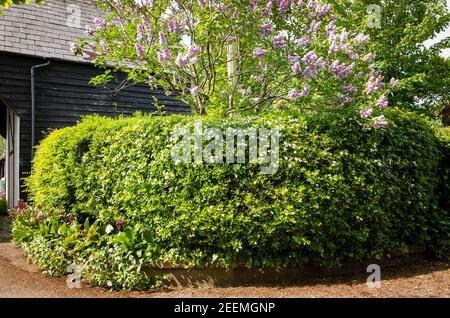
12,109,450,289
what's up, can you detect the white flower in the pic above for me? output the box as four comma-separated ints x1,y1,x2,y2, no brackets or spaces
105,224,114,234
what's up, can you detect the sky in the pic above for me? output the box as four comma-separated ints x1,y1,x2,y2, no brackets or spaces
423,0,450,58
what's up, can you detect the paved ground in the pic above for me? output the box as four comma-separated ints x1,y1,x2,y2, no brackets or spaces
0,216,448,298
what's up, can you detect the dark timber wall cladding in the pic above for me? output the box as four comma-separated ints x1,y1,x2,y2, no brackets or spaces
0,52,190,198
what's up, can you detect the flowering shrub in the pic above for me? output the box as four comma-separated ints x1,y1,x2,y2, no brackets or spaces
73,0,396,125
15,109,449,289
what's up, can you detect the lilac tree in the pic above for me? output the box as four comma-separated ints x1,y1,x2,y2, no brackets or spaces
73,0,396,127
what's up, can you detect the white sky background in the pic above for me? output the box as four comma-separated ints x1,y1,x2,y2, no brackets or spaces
423,0,450,58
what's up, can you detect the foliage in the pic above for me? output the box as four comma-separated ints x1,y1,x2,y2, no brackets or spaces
73,0,393,117
0,0,44,15
13,109,450,289
330,0,450,112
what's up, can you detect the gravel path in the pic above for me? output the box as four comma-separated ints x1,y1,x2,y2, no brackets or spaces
1,216,448,298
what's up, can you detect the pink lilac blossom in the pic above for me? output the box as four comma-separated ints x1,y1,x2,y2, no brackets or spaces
377,94,389,109
373,115,388,128
362,53,374,62
191,85,201,96
355,33,369,44
390,78,399,87
359,108,373,119
364,75,385,95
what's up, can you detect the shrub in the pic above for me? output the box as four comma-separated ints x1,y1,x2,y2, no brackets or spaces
13,109,450,289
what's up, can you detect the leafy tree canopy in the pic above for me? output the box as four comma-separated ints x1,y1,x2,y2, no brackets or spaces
330,0,450,111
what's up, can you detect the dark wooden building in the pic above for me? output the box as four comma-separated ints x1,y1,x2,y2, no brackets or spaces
0,0,189,207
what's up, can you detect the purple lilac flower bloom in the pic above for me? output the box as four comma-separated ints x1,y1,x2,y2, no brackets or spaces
362,53,374,62
359,108,373,119
364,75,385,95
326,21,336,36
260,23,272,37
278,0,289,12
253,48,267,58
187,45,201,57
377,94,389,109
292,62,302,75
94,17,106,30
135,43,145,57
299,86,311,97
158,48,170,63
342,85,358,94
251,97,261,104
136,23,145,41
297,36,312,47
310,20,322,32
176,53,189,66
317,4,332,17
355,33,369,44
373,115,388,128
248,0,259,12
159,31,167,45
272,32,287,48
288,88,302,99
315,57,325,71
308,0,317,10
302,51,317,65
197,0,206,9
262,1,273,17
191,85,201,96
390,78,399,87
82,49,96,61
